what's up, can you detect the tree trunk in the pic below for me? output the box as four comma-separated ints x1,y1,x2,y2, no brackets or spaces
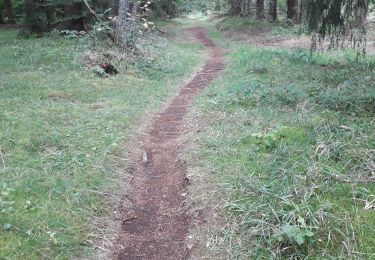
116,0,128,45
268,0,277,21
0,11,4,23
214,0,221,11
355,0,368,28
298,0,307,22
256,0,264,19
5,0,16,23
287,0,298,21
130,0,139,15
24,0,42,34
64,0,85,31
245,0,252,16
231,0,242,15
111,0,118,15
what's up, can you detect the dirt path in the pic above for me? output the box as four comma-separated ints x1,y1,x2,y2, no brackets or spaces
112,27,224,259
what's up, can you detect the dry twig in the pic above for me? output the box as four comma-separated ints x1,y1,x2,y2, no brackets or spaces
0,146,6,171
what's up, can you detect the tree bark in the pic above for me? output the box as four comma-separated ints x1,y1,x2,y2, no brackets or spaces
64,0,85,31
46,2,55,30
256,0,264,19
214,0,221,11
298,0,307,22
24,0,41,34
287,0,298,21
83,0,101,21
129,0,139,15
245,0,252,16
231,0,242,15
116,0,128,45
111,0,118,15
5,0,16,23
355,0,368,27
268,0,277,21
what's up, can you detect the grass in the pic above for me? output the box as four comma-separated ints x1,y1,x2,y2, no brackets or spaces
0,26,204,259
186,20,375,259
213,15,303,37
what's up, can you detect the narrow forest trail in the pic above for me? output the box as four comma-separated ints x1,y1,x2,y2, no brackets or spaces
112,26,224,259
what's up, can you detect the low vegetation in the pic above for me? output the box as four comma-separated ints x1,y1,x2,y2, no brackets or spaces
0,26,203,258
187,19,375,259
1,0,375,257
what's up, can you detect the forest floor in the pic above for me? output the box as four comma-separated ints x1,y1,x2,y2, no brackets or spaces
1,14,375,260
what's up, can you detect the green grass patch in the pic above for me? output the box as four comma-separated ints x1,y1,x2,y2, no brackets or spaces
188,25,375,259
0,28,203,259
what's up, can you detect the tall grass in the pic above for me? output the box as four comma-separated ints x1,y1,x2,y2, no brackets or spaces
187,24,375,259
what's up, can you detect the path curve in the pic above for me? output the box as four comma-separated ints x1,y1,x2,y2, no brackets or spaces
113,26,224,260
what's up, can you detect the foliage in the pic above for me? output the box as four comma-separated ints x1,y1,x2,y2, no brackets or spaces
306,0,369,54
275,224,315,246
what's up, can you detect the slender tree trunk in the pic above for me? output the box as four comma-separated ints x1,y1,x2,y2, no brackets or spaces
0,11,4,23
5,0,16,23
287,0,298,21
355,0,368,27
46,0,56,30
298,0,307,22
256,0,264,19
246,0,252,16
214,0,220,11
24,0,41,34
130,0,139,15
268,0,277,21
64,0,85,30
231,0,241,15
111,0,118,15
243,0,248,16
116,0,128,45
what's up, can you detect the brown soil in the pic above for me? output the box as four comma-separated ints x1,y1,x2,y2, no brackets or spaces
112,27,224,260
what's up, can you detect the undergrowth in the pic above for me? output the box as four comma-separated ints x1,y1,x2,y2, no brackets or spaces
0,23,203,259
187,22,375,259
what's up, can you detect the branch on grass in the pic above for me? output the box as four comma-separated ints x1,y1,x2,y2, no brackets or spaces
0,146,6,171
83,0,102,22
156,27,168,35
329,174,375,184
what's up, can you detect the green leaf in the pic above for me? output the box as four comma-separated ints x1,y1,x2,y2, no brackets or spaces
305,230,315,237
295,232,305,245
3,223,11,230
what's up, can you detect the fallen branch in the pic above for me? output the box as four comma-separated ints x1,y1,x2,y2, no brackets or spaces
83,0,101,22
82,0,116,42
156,27,169,35
328,173,375,184
0,146,6,170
